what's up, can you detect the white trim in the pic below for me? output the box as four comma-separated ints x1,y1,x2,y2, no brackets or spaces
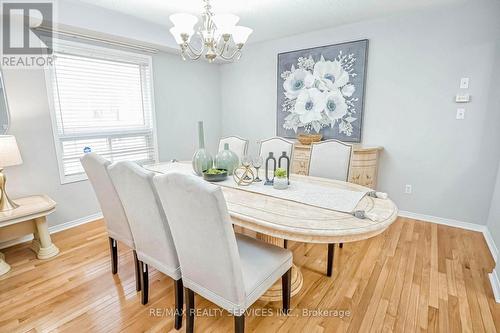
489,270,500,303
483,228,499,263
0,212,102,250
398,210,486,232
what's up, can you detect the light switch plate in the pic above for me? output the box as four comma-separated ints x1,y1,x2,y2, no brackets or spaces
460,77,469,89
455,94,470,103
456,108,465,120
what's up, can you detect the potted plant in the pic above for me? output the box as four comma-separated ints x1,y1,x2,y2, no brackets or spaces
273,168,288,190
203,168,228,182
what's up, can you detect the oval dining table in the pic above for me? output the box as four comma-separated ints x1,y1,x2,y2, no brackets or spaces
145,162,398,302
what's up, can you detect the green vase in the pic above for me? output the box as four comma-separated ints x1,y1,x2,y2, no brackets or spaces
192,121,213,176
215,143,239,175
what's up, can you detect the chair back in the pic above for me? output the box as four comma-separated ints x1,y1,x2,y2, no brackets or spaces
259,137,294,167
80,153,134,249
108,161,180,279
153,172,246,306
218,136,249,161
309,140,352,181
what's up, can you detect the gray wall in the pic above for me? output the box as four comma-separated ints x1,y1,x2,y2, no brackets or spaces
2,51,221,227
219,1,500,225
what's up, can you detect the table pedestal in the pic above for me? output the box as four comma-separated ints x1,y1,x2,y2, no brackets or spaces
30,217,59,259
0,252,10,275
256,233,303,302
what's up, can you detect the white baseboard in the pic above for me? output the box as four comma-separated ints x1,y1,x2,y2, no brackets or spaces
0,212,102,250
398,211,486,233
483,228,499,263
489,270,500,303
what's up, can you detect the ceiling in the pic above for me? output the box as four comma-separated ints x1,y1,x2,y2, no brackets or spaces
74,0,465,44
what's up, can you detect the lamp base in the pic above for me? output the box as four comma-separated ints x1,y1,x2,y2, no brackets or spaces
0,193,19,211
0,169,19,212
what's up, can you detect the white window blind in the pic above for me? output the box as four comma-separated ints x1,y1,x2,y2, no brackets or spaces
47,40,157,183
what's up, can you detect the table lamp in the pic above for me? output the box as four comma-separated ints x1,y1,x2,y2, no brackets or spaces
0,135,23,211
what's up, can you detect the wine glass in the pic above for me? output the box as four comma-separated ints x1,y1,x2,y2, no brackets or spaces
241,154,252,167
252,156,263,182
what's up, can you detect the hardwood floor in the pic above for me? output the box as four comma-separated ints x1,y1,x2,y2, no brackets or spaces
0,217,499,332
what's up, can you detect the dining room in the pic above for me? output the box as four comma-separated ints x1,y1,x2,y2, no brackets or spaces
0,0,500,332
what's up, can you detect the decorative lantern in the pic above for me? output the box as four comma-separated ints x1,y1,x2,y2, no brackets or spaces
278,151,290,185
264,152,276,185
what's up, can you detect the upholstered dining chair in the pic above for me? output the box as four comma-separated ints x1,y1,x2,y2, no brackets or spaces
108,161,183,330
80,153,141,291
218,136,249,161
153,172,293,333
309,139,353,277
258,137,294,166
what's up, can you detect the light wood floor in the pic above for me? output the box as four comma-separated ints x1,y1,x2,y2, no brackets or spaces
0,217,499,332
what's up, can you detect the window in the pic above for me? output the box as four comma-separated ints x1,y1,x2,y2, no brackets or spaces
46,40,157,183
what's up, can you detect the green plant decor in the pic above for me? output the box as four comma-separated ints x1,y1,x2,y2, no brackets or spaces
204,168,226,175
275,167,287,179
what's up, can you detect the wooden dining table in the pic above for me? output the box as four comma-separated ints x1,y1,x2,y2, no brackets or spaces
145,162,398,302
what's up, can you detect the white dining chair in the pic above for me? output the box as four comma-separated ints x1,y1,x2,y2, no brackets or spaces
108,161,183,330
153,172,293,333
259,137,294,167
309,139,353,181
80,153,141,291
308,139,353,276
218,136,249,161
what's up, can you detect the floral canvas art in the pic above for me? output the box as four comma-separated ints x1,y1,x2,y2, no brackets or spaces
277,39,368,142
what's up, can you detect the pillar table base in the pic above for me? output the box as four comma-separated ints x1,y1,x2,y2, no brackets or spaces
31,239,59,259
30,217,59,259
256,233,304,302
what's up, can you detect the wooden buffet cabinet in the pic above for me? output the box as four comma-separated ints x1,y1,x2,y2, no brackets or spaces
291,143,383,189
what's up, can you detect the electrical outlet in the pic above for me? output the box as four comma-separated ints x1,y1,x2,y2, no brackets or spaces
456,108,465,120
460,77,469,89
405,184,412,194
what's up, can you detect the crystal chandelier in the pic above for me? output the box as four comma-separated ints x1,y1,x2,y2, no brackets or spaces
169,0,253,62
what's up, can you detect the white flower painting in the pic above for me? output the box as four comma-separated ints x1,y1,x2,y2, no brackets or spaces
277,40,368,142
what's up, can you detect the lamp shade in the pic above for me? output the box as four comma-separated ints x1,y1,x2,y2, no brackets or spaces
169,13,198,34
212,14,239,35
0,135,22,167
232,26,253,44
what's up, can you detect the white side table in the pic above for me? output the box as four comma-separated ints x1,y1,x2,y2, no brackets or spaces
0,195,59,276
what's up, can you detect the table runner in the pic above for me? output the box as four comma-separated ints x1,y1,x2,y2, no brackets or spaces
146,163,368,213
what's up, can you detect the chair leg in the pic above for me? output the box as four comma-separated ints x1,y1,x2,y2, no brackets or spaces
185,288,195,333
140,261,149,305
327,243,335,277
282,268,292,313
234,314,245,333
133,250,141,292
108,237,118,274
174,279,184,330
339,243,343,248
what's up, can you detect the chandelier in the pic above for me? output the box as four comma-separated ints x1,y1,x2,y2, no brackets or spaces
169,0,253,62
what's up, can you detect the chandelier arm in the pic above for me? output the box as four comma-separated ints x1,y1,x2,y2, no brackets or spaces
184,49,203,60
216,39,228,56
219,47,242,61
187,43,204,57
